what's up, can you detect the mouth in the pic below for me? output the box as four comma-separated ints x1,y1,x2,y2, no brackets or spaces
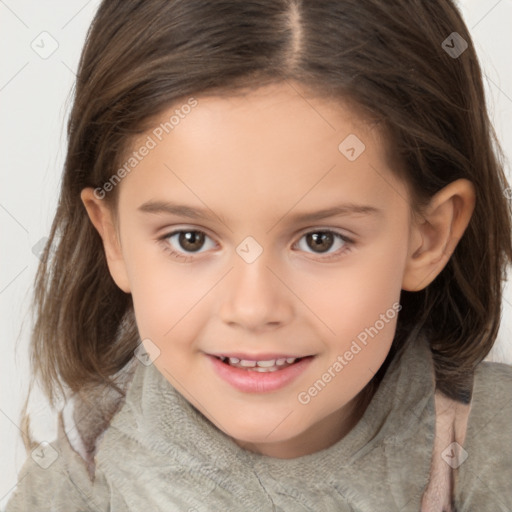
211,354,314,372
207,352,316,393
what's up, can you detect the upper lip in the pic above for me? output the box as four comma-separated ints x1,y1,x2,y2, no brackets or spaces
207,352,313,361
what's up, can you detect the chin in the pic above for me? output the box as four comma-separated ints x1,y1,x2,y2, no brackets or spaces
220,420,302,447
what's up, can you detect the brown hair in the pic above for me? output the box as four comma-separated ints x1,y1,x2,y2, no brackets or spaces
20,0,512,451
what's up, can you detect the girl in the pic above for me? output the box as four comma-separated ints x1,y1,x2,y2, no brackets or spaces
6,0,512,511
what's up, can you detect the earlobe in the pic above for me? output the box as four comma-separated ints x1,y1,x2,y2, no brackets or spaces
402,179,476,292
80,188,131,293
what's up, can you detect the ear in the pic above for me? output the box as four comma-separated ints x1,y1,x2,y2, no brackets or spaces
80,188,131,293
402,179,476,292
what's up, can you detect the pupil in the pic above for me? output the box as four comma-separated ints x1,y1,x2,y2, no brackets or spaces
179,231,204,252
307,232,333,253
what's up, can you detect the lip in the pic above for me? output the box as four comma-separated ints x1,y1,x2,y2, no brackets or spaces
207,354,315,393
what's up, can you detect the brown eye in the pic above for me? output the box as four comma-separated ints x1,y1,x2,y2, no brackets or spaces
295,229,353,260
305,232,335,253
161,229,215,259
178,230,205,252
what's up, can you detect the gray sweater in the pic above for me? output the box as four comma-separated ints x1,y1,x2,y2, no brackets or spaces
5,329,512,511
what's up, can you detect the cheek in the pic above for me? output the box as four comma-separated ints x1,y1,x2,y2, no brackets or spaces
295,239,405,339
123,238,204,344
132,280,206,352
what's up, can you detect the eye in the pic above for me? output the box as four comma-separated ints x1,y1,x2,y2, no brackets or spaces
157,227,354,262
158,229,216,261
293,229,354,260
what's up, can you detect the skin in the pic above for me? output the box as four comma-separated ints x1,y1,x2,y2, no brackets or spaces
81,81,475,459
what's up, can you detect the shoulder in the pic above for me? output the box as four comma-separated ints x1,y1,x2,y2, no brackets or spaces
474,358,512,395
455,360,512,511
467,359,512,434
5,412,111,512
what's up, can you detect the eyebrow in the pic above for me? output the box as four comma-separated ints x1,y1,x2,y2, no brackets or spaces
137,200,383,224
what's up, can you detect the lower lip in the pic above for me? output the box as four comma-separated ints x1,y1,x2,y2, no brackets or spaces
207,355,315,393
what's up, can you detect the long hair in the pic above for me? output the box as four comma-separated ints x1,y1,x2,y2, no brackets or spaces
20,0,512,451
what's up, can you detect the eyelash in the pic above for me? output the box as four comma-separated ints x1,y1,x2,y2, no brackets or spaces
157,228,355,263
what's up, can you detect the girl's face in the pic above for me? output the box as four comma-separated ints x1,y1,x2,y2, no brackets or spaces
82,82,442,458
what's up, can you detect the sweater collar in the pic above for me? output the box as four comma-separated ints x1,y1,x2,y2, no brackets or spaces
96,324,436,508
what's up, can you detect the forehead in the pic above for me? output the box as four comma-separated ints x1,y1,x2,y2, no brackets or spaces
117,82,406,224
174,81,375,146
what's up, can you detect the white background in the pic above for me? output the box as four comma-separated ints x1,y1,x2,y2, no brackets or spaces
1,0,512,507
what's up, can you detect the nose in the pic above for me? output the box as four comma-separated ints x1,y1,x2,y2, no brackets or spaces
218,248,294,332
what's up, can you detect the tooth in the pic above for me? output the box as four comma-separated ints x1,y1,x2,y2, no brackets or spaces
239,359,256,367
228,357,240,364
256,359,276,367
285,357,297,364
275,358,287,366
253,366,278,372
